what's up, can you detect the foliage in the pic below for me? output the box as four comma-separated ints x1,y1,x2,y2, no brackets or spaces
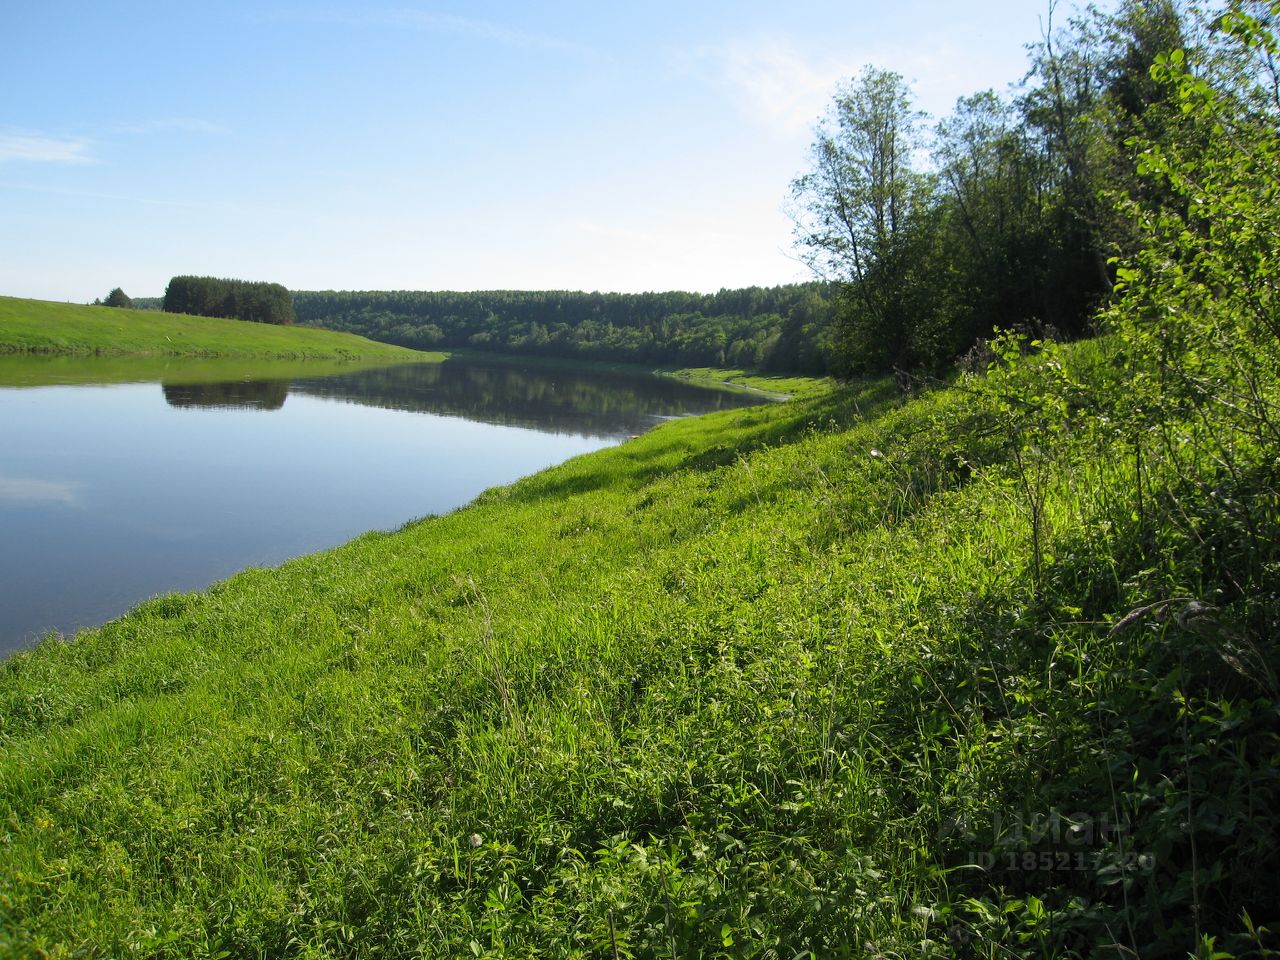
164,276,296,326
792,0,1199,377
293,285,836,374
933,6,1280,951
789,67,934,374
101,287,133,309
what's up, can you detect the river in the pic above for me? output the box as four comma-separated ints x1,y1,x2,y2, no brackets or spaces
0,355,762,655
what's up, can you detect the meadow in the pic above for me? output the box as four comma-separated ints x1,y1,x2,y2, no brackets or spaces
0,299,800,401
2,328,1274,957
0,297,435,362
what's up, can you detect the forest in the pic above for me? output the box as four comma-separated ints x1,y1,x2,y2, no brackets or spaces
292,285,835,373
163,276,296,326
789,0,1198,375
294,0,1243,385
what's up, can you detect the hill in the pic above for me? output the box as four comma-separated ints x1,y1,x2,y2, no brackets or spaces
2,327,1275,955
292,285,835,373
0,296,435,362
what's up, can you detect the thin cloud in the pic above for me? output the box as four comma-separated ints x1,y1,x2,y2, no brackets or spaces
0,133,94,165
574,221,663,245
679,37,848,140
0,180,291,217
262,6,604,59
0,181,211,210
115,118,229,135
381,9,595,55
0,477,83,506
684,33,1030,141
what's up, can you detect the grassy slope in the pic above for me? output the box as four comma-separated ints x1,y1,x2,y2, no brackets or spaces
0,344,1276,957
664,367,829,400
0,297,437,361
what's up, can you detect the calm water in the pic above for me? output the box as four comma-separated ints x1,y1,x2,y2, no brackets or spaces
0,356,762,655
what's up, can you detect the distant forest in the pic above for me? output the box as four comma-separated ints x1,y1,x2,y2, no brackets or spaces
134,0,1219,380
291,286,836,373
163,276,295,326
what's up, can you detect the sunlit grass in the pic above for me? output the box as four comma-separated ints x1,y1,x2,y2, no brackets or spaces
0,296,437,362
664,365,833,399
0,341,1275,956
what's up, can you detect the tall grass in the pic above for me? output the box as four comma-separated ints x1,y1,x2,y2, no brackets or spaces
2,336,1274,956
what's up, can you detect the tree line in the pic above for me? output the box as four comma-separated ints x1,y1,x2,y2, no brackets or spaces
117,0,1249,382
92,287,134,308
293,0,1205,379
295,0,1210,380
790,0,1204,376
292,285,836,372
163,276,295,326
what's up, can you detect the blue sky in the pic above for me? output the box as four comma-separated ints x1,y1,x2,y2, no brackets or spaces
2,1,1099,301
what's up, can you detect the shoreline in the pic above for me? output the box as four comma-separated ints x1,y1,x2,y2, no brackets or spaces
0,347,815,656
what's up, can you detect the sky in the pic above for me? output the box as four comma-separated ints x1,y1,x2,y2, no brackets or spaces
2,1,1103,301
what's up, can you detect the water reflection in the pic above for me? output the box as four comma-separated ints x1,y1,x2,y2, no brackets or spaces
1,355,769,654
163,379,289,410
158,361,761,438
291,361,759,437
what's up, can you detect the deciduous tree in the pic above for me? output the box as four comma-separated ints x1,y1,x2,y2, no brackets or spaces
789,67,934,374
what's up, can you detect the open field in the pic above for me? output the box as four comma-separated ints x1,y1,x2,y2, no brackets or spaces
0,297,437,362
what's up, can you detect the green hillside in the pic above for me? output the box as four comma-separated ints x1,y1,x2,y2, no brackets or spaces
0,296,436,362
2,324,1276,955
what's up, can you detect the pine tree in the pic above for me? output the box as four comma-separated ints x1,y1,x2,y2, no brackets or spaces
103,287,133,308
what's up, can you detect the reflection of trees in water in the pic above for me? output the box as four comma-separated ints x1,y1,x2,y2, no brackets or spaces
158,362,763,436
162,380,289,410
290,362,763,438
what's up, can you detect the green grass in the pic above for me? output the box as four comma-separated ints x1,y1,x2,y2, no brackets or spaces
663,366,833,399
0,338,1275,957
0,299,817,401
0,297,439,362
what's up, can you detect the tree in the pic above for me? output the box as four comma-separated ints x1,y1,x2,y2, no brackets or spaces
1019,0,1190,333
163,276,295,325
103,287,133,308
789,67,934,374
1108,0,1280,438
787,5,1197,377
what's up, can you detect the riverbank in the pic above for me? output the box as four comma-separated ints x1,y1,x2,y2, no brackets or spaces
0,353,438,389
437,346,823,400
0,296,437,361
1,335,1275,955
0,298,817,398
